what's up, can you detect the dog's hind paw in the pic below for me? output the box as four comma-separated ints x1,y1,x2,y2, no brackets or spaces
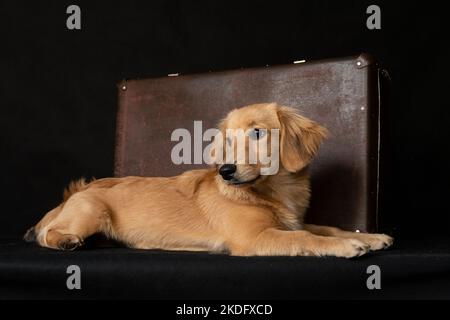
57,234,84,251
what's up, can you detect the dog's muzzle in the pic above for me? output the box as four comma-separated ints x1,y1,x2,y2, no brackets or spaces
219,164,236,181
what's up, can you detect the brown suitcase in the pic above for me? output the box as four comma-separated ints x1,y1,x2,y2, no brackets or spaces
115,53,384,233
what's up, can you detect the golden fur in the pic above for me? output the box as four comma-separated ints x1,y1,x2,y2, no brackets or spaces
25,103,393,257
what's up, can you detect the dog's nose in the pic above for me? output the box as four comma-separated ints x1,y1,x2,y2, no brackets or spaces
219,164,236,180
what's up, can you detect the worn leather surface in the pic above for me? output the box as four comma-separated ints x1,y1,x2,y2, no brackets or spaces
115,54,381,232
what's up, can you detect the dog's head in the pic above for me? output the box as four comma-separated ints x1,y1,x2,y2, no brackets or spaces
212,103,328,186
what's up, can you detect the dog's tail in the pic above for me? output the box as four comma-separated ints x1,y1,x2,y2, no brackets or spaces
63,177,93,202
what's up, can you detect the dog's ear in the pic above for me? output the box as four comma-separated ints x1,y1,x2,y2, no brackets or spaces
277,106,328,172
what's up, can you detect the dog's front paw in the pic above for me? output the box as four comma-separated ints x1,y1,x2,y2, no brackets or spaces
333,239,370,258
358,233,394,251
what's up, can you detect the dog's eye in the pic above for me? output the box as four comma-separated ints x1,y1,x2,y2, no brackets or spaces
249,128,266,140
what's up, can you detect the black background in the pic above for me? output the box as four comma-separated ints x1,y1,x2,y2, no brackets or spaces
1,0,449,239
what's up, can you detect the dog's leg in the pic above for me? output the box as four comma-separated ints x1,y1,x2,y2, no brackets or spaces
26,205,63,243
37,192,112,251
231,228,370,258
303,224,393,251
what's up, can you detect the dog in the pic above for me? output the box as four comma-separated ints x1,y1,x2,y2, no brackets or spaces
24,103,393,257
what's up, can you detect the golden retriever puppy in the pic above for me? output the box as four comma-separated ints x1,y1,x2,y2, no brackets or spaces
24,103,393,258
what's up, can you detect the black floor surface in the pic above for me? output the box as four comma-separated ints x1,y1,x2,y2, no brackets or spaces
1,236,449,299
